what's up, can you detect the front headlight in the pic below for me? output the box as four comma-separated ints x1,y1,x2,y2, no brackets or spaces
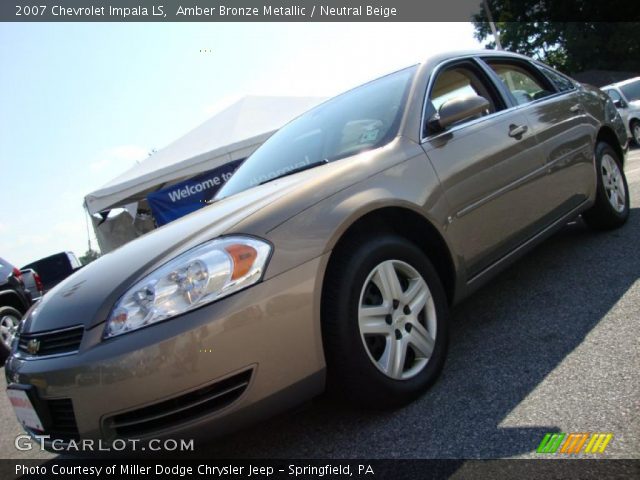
104,236,271,338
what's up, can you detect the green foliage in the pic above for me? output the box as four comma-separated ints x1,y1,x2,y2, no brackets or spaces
79,249,100,266
473,1,640,74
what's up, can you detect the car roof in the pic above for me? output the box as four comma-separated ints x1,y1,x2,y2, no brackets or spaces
423,49,531,66
0,257,13,268
602,76,640,89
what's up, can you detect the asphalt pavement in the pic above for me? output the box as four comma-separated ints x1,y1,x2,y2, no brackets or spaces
1,149,639,460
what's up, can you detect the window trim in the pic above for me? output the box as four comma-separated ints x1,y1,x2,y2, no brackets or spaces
533,63,577,93
419,56,508,142
419,55,582,144
479,56,582,111
480,57,559,106
485,57,584,108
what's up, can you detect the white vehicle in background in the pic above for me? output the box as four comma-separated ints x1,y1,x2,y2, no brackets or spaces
20,268,44,301
602,77,640,145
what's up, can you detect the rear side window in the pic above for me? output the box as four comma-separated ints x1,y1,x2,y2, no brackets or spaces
486,61,553,105
537,65,575,92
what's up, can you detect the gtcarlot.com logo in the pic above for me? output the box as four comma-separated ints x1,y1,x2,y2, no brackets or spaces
15,434,194,452
537,432,613,454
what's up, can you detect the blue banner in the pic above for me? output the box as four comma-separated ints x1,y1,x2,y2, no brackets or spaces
147,159,243,226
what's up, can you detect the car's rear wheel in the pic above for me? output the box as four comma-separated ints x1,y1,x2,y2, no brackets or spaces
0,306,21,358
322,235,449,407
631,120,640,146
583,142,630,230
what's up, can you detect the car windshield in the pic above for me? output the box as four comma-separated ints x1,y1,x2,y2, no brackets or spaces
216,65,417,199
620,79,640,102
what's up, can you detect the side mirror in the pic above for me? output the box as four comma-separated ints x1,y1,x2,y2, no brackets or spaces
428,95,490,132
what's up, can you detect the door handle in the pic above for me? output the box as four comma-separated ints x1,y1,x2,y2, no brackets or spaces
508,124,528,138
569,103,584,113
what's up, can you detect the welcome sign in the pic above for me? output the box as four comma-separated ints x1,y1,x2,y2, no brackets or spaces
147,159,243,226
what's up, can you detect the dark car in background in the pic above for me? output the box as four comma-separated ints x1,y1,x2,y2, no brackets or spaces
0,257,32,358
22,251,82,294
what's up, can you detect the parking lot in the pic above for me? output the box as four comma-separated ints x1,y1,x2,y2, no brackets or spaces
1,149,639,460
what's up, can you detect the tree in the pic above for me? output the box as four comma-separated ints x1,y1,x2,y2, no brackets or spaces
473,1,640,74
79,249,100,266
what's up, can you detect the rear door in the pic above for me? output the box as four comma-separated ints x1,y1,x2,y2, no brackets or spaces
420,59,547,278
481,58,594,219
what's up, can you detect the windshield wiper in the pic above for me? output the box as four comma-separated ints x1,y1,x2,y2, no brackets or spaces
258,159,329,186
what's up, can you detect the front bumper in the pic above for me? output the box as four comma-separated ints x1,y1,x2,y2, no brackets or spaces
5,255,328,444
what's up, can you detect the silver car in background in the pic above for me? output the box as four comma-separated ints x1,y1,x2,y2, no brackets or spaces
20,269,43,301
602,77,640,145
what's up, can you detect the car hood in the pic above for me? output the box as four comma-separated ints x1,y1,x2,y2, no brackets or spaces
23,169,337,333
22,141,403,334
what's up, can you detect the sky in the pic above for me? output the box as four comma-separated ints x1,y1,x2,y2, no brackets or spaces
0,22,482,267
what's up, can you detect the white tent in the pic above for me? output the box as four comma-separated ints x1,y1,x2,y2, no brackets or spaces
84,95,326,215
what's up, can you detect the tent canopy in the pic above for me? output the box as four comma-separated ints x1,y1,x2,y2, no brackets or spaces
84,95,326,215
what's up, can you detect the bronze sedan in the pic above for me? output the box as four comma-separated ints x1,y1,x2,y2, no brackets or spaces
5,50,629,448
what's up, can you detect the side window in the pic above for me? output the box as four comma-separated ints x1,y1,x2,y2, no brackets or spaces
604,89,622,103
486,62,553,105
537,65,575,92
424,64,501,136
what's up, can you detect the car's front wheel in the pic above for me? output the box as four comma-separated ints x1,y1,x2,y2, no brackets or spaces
322,235,449,408
0,306,21,358
583,142,630,230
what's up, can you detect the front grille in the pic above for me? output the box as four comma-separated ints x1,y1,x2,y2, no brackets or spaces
18,325,84,357
39,398,80,441
107,369,252,438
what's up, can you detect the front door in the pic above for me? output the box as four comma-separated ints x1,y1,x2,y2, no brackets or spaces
421,60,547,278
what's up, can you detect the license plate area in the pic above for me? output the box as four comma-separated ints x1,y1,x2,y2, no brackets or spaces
7,385,50,432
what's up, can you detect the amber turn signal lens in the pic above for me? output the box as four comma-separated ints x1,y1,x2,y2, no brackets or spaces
226,244,258,280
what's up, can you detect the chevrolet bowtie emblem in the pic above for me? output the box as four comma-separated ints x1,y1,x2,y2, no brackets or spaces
27,339,40,355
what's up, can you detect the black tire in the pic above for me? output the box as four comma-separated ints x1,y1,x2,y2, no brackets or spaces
321,234,449,408
0,306,22,360
583,142,630,230
631,120,640,147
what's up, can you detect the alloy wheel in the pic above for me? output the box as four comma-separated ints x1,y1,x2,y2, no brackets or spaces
601,153,626,213
0,314,19,349
358,259,437,380
633,123,640,145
